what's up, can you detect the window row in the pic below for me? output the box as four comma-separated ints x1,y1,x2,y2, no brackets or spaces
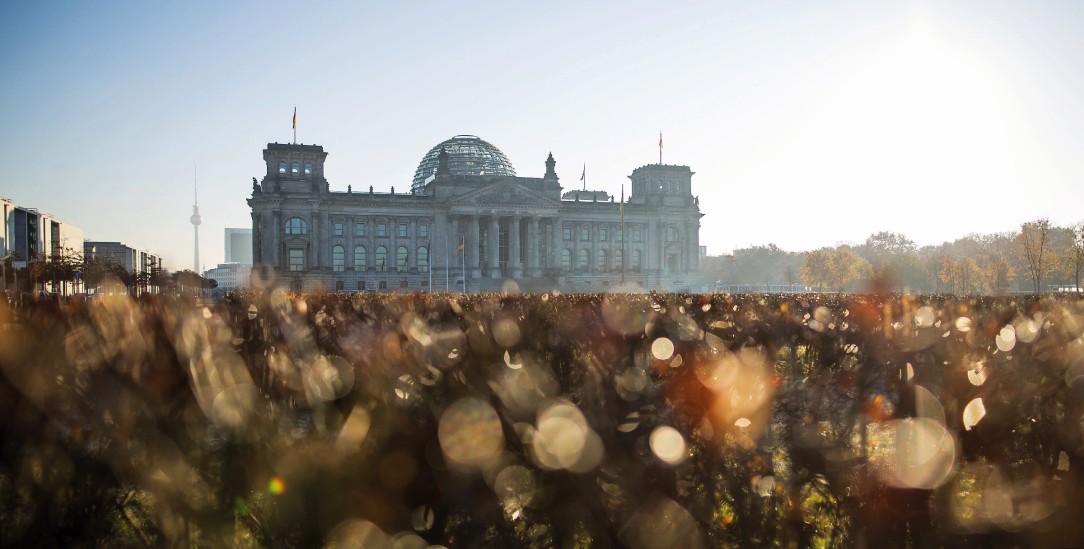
563,226,654,242
285,217,428,238
330,245,429,272
279,161,313,175
559,248,643,271
336,280,430,291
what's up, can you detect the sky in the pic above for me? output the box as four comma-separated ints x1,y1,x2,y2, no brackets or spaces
2,0,1083,271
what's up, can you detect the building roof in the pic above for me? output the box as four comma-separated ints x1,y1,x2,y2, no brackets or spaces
411,135,516,192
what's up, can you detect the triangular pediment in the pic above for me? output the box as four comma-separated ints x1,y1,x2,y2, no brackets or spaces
448,181,559,207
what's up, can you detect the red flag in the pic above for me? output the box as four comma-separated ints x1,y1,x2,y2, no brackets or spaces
292,107,297,130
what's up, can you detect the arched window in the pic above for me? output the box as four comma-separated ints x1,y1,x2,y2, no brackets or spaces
278,161,287,174
561,249,572,270
597,249,607,271
632,250,642,270
417,247,429,272
614,249,623,271
577,249,589,271
396,246,408,272
291,162,300,173
354,246,366,270
376,246,388,271
284,217,308,235
304,162,312,175
332,246,345,272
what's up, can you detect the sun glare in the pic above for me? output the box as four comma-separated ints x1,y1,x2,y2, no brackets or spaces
792,17,1028,211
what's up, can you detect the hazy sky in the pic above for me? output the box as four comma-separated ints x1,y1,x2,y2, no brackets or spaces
3,1,1083,270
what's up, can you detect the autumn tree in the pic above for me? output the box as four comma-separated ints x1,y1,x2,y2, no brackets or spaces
800,247,871,291
977,232,1015,295
725,244,802,286
1016,218,1054,294
938,256,981,294
1057,221,1084,291
799,249,833,290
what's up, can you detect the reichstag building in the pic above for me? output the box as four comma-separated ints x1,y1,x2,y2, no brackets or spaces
248,135,702,292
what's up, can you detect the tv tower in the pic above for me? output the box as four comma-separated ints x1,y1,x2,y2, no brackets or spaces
190,167,202,272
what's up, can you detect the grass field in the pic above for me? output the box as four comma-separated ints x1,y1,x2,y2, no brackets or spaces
2,291,1083,547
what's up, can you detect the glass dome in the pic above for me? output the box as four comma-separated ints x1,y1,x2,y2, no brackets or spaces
412,135,516,192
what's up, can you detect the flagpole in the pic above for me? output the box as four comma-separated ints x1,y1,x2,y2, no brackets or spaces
658,131,662,164
293,107,297,145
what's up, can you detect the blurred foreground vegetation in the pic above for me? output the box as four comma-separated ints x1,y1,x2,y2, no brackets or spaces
2,291,1084,547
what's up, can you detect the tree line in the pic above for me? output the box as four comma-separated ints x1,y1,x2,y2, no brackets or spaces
703,218,1084,294
1,247,217,296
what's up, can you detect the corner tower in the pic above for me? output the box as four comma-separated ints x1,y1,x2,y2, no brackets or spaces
259,143,329,194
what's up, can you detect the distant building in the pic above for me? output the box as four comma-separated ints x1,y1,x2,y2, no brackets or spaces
224,228,253,264
203,262,251,292
84,242,163,294
248,135,703,293
2,196,84,294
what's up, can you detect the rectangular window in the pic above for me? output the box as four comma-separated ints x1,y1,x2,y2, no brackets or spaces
563,227,572,240
335,281,344,291
288,249,304,271
399,223,408,237
666,227,677,242
355,223,366,236
377,223,387,236
334,222,343,236
580,228,589,241
358,280,366,290
599,228,608,241
418,224,428,237
400,279,408,288
633,229,643,242
379,280,387,289
616,230,623,242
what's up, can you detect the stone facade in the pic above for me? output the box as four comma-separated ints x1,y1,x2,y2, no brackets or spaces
248,138,702,293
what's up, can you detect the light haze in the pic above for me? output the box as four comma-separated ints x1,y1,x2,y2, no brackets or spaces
3,1,1082,270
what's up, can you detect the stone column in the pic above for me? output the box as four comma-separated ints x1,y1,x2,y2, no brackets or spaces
590,222,598,275
690,220,700,272
311,211,322,271
510,216,522,278
448,215,459,289
648,219,658,282
551,218,561,271
408,219,416,270
489,216,500,278
468,216,481,279
528,216,539,277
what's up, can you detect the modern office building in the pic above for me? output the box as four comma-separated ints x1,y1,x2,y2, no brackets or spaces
203,262,250,292
224,228,253,264
84,240,163,289
248,135,702,292
2,196,85,294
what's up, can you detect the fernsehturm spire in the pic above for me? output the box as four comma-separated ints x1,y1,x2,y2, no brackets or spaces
190,167,202,272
